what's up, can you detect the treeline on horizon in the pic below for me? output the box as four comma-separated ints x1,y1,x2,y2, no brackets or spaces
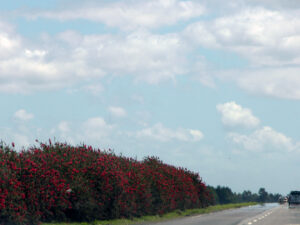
207,186,282,205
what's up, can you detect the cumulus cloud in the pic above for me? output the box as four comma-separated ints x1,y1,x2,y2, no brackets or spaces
68,31,187,84
0,125,36,149
108,106,127,118
216,102,260,128
0,23,188,93
81,117,114,142
135,123,203,142
27,0,205,30
0,24,101,93
185,8,300,66
13,133,31,148
58,121,70,133
235,67,300,100
237,0,300,9
49,118,115,146
0,22,21,59
182,6,300,99
228,126,298,152
14,109,34,121
3,1,300,101
51,117,115,146
52,121,76,144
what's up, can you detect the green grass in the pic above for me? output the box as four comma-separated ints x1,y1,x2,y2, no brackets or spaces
42,202,258,225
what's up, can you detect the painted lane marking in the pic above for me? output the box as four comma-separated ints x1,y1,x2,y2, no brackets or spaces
242,209,276,225
245,212,271,224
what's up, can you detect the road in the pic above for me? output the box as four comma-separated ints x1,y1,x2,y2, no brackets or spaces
147,203,300,225
239,204,300,225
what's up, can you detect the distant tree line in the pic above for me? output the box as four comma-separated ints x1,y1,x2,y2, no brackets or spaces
207,186,282,205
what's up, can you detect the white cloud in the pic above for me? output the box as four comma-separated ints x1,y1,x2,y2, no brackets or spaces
135,123,203,142
81,117,114,142
54,121,75,144
182,7,300,99
14,109,34,121
3,2,300,101
217,102,260,128
0,25,88,93
51,117,115,146
24,49,47,58
189,129,204,141
108,106,127,118
0,33,19,54
50,118,115,146
237,0,300,9
83,84,103,96
28,0,205,30
72,31,187,84
0,125,35,150
0,23,188,93
228,126,298,152
185,8,300,66
0,21,21,58
13,133,30,148
58,121,70,133
235,67,300,100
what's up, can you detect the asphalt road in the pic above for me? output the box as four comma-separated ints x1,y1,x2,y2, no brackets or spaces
148,203,293,225
239,204,300,225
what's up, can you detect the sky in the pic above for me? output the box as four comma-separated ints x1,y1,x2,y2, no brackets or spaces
1,0,300,195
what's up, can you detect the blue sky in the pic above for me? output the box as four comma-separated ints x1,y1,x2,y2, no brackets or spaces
1,0,300,195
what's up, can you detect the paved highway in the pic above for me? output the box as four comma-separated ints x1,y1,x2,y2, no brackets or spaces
146,203,300,225
239,204,300,225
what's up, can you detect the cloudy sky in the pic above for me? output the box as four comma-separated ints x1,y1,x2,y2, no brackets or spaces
1,0,300,195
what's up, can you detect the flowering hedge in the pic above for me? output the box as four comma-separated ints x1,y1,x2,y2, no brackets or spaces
0,141,213,225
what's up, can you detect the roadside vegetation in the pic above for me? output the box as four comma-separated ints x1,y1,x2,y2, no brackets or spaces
0,141,212,225
207,186,282,204
0,140,281,225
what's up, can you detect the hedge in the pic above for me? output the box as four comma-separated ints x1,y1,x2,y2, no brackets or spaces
0,141,212,225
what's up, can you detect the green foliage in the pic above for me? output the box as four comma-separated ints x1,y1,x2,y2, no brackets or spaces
208,186,281,205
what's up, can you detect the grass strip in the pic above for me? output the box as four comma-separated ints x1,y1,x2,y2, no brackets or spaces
43,202,258,225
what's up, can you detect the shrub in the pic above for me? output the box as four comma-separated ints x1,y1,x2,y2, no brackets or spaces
0,141,212,225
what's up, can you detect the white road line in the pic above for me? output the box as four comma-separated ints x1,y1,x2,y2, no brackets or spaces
242,208,276,225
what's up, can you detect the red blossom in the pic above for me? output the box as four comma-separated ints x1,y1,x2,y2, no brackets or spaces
0,141,212,224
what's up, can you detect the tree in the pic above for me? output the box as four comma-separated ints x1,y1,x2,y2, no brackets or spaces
258,188,268,203
207,185,219,204
242,190,254,202
215,186,235,204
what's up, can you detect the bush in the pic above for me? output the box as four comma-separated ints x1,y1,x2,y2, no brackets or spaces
0,141,212,225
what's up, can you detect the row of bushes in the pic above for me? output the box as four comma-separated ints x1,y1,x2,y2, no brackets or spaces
0,141,212,225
